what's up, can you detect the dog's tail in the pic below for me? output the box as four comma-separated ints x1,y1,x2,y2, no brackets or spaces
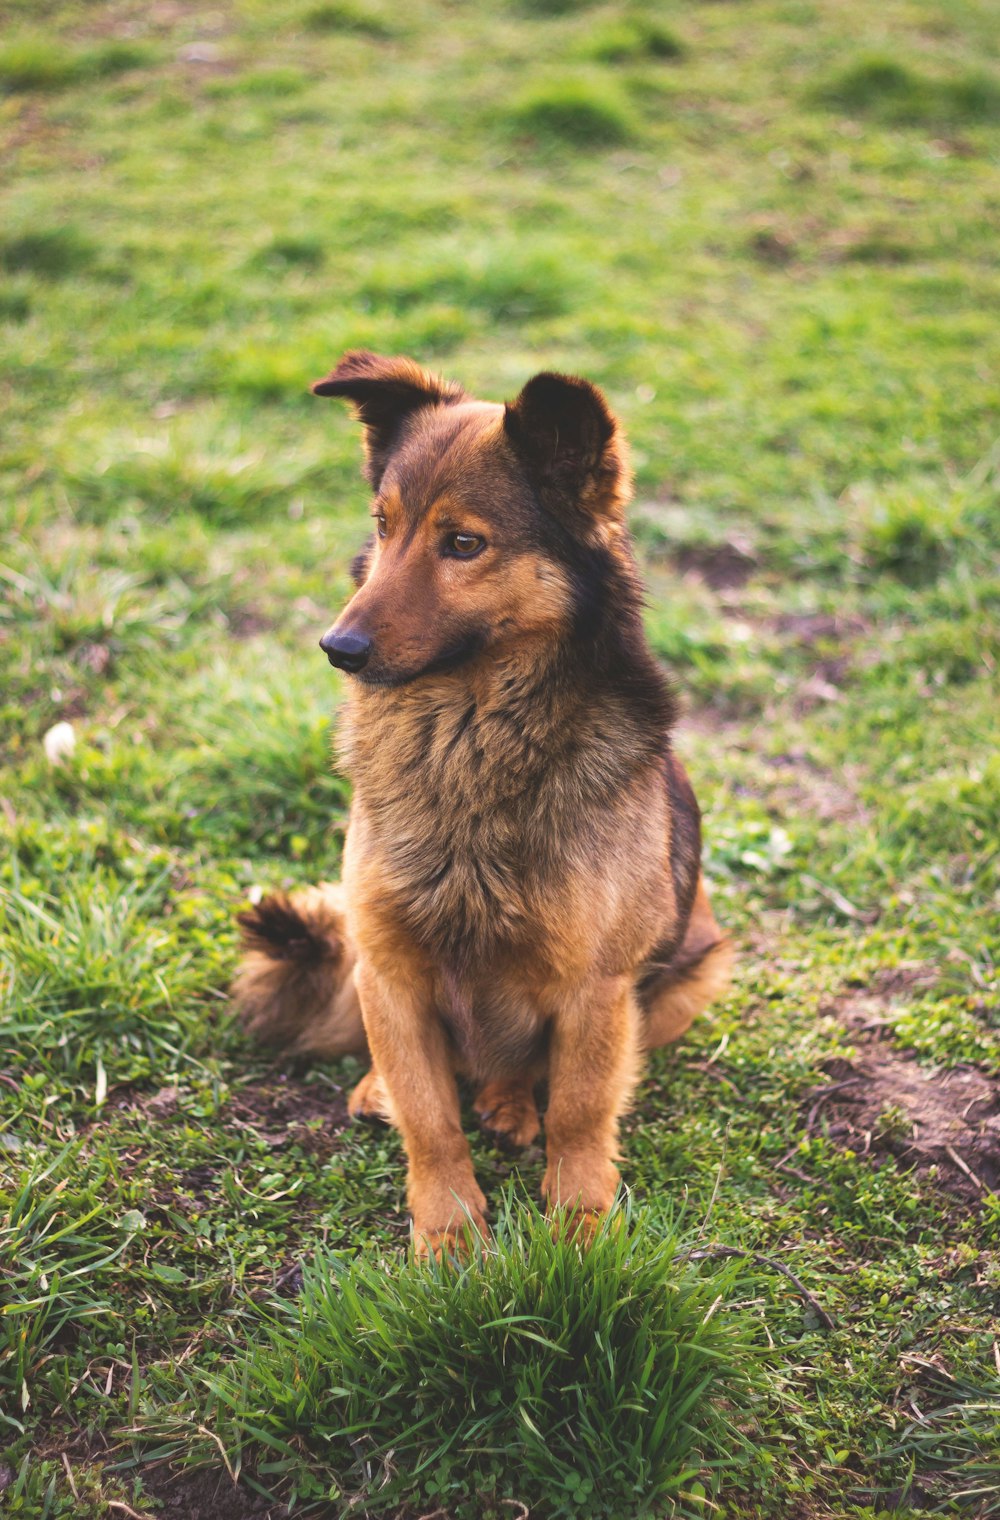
233,882,368,1059
637,875,734,1048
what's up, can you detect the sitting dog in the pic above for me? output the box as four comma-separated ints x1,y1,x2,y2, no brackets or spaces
235,351,733,1255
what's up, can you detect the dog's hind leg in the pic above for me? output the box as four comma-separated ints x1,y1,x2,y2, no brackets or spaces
638,876,734,1049
474,1075,541,1149
234,883,368,1059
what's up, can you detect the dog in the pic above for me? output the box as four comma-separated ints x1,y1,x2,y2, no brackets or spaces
234,351,733,1256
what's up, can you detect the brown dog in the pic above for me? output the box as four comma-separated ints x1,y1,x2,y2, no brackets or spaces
235,351,733,1255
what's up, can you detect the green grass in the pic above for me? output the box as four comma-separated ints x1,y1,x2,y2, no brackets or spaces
1,0,999,1513
144,1195,756,1517
509,74,639,146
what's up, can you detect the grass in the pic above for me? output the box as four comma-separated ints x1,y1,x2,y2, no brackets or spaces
1,0,999,1514
509,75,639,146
0,36,151,93
143,1195,756,1517
812,55,1000,127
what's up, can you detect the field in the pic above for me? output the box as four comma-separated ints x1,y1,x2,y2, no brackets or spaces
2,0,999,1514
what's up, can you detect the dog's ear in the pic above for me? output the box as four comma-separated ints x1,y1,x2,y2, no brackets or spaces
503,372,629,531
312,350,466,488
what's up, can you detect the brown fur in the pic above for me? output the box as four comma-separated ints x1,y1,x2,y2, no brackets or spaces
234,351,733,1255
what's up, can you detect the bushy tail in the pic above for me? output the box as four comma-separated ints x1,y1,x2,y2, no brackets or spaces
638,936,735,1048
233,882,368,1059
637,875,734,1049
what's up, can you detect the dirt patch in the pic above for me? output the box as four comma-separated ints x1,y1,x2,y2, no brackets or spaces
225,607,274,640
118,1075,351,1145
673,540,757,589
764,748,867,825
808,1045,1000,1202
771,612,868,645
227,1076,351,1152
139,1464,302,1520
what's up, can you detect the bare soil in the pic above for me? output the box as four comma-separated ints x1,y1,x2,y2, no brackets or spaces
812,991,1000,1201
139,1464,305,1519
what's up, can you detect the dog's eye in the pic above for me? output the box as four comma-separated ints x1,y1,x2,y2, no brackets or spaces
445,533,485,558
375,513,387,539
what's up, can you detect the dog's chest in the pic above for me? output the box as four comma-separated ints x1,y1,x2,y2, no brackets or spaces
345,692,573,954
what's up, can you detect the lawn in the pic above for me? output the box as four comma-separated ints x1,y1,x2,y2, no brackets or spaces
1,0,999,1514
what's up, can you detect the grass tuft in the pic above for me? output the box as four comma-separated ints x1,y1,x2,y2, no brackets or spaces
152,1194,755,1517
0,37,151,93
0,286,30,322
250,234,326,269
857,484,968,584
515,0,591,14
0,874,213,1090
811,54,1000,125
509,75,638,146
301,0,399,38
0,227,95,280
359,240,588,321
583,17,685,64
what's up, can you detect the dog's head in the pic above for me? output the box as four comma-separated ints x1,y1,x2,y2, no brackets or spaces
313,350,631,686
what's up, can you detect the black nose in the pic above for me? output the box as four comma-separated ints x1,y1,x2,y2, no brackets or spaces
319,628,371,673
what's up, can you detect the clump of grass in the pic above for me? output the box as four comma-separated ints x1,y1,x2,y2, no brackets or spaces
0,557,191,659
0,37,151,93
249,234,326,270
886,1366,1000,1513
220,67,306,98
170,681,350,853
883,755,1000,856
858,485,965,584
160,1194,755,1517
0,1143,145,1418
0,226,95,280
0,37,80,91
510,75,638,147
811,54,1000,126
583,17,685,64
359,241,587,322
0,286,30,322
0,875,212,1090
515,0,592,15
301,0,398,39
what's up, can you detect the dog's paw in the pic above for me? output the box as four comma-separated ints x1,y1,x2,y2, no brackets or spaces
541,1154,619,1232
473,1078,540,1150
547,1203,623,1248
410,1175,489,1262
411,1214,490,1263
348,1068,396,1126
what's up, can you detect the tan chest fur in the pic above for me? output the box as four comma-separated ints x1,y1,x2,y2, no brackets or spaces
338,663,674,982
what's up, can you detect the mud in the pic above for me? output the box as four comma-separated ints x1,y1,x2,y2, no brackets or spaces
810,1034,1000,1201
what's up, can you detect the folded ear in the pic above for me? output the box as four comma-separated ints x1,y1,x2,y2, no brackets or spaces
312,350,466,488
503,372,629,530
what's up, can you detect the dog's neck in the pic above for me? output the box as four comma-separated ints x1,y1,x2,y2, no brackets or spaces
340,603,673,803
336,592,676,965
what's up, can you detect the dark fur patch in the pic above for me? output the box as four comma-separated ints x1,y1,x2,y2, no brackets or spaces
312,350,467,489
237,894,339,964
664,752,701,929
350,534,375,587
503,371,615,516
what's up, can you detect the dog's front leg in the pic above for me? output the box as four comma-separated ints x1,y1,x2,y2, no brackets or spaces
542,974,640,1234
356,958,487,1258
